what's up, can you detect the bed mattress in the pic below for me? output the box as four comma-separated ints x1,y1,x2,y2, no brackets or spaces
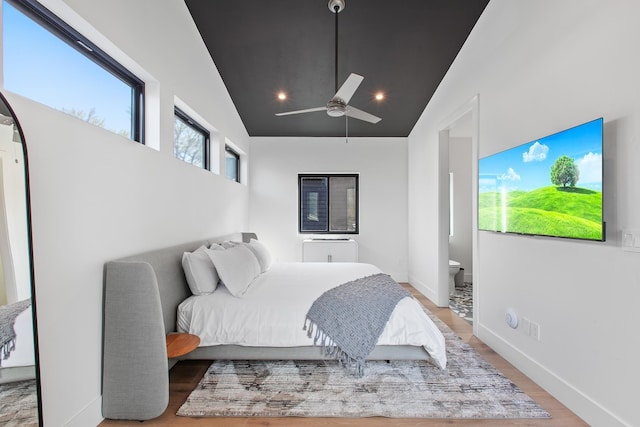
178,262,446,369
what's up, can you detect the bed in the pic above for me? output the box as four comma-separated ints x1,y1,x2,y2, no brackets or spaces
102,232,446,420
177,261,446,368
1,305,35,368
0,299,35,368
0,299,36,385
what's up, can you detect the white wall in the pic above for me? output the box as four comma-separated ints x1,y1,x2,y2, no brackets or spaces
408,1,639,426
249,137,408,281
448,136,472,281
2,0,250,425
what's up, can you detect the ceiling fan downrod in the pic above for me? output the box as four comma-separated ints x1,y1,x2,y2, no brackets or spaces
274,0,381,125
328,0,345,93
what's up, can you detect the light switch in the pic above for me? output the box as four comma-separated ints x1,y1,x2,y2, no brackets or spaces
622,229,640,252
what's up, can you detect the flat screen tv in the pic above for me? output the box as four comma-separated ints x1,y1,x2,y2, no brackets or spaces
478,118,604,241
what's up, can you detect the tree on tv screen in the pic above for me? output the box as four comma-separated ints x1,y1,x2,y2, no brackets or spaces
550,155,580,188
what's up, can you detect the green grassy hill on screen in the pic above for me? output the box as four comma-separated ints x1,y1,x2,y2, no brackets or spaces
478,186,603,240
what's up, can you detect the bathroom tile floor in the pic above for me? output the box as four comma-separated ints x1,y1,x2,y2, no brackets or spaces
449,282,473,324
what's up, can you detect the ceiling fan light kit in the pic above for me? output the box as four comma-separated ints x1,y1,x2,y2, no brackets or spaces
326,99,347,117
275,0,381,125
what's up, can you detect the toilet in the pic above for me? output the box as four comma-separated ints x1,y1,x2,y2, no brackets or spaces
449,260,461,294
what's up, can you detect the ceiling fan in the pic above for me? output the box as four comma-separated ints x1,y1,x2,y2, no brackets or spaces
275,0,381,124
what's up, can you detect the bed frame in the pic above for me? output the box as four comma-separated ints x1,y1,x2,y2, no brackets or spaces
102,232,429,420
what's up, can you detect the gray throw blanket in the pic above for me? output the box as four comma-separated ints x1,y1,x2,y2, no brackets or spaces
0,299,31,365
304,273,411,376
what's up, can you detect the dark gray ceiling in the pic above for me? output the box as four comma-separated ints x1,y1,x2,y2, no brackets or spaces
185,0,488,137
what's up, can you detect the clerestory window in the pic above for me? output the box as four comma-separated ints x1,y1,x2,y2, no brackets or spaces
2,0,145,142
174,107,209,169
225,146,240,182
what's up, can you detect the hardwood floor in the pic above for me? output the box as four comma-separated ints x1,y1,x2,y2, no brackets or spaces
100,285,588,426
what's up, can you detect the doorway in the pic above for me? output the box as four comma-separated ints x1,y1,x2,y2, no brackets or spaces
439,95,479,331
447,113,473,323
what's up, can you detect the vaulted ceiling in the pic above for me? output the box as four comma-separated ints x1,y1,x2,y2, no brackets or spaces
185,0,489,137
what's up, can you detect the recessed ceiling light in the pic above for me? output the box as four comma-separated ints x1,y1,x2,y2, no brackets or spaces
277,92,287,101
375,92,384,101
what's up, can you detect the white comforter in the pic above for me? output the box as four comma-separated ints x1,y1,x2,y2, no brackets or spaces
178,262,446,369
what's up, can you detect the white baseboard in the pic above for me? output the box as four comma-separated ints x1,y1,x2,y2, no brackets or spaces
64,395,103,427
408,276,445,306
476,322,631,427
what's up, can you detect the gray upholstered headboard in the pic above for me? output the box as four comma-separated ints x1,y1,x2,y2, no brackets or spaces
107,232,255,335
102,232,255,420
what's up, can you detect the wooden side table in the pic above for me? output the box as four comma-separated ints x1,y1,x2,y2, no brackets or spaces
166,333,200,358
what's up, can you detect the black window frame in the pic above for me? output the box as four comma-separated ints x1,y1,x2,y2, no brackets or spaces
174,107,210,170
225,145,240,183
298,174,359,235
5,0,145,143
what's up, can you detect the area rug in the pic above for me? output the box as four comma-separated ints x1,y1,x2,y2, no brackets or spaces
0,379,39,426
177,308,551,419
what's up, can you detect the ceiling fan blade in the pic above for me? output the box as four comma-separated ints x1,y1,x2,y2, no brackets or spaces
275,106,326,116
333,73,364,104
345,106,382,124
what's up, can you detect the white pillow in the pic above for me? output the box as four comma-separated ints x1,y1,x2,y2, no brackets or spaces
246,238,272,272
182,245,221,295
206,244,261,297
221,240,242,249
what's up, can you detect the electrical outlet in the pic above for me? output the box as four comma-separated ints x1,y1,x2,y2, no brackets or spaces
521,317,531,336
530,322,540,341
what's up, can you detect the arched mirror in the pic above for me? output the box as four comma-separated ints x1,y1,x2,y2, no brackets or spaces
0,90,41,425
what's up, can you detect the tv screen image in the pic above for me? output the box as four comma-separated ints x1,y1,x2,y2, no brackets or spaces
478,118,604,241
